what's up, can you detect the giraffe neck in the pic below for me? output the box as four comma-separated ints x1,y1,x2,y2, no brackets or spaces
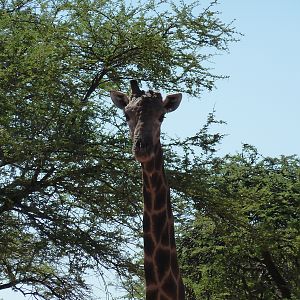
141,142,185,300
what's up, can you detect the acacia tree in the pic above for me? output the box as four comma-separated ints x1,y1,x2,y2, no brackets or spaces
175,146,300,300
0,0,237,299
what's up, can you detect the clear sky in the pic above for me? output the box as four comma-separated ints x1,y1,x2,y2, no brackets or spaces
164,0,300,158
1,1,299,300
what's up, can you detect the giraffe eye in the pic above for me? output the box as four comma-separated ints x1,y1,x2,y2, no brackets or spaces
158,114,165,122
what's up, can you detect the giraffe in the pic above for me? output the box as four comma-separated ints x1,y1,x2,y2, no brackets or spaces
110,80,185,300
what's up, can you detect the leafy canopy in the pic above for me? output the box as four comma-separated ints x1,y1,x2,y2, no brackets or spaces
176,146,300,300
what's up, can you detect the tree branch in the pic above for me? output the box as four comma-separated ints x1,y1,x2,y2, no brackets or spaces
81,68,107,102
262,250,291,299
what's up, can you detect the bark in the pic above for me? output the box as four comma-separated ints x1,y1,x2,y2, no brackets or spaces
261,250,291,299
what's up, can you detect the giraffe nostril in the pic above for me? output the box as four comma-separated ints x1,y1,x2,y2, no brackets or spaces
134,138,147,150
133,137,154,162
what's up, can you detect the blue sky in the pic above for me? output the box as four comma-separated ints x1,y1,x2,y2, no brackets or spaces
164,0,300,158
1,1,299,300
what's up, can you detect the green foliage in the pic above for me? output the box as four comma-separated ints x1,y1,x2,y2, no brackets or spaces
176,146,300,299
2,1,298,299
0,0,237,299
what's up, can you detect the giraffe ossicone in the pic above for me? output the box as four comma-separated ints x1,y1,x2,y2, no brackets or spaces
110,80,185,300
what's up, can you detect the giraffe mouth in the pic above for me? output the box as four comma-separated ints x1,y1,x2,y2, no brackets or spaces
134,150,155,162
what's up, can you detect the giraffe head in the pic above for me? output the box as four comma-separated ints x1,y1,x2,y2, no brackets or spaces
110,80,182,162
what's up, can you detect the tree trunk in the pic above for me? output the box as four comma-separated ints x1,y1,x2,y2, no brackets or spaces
261,250,291,299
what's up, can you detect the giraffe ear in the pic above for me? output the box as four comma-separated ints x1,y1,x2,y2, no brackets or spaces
163,93,182,112
110,91,129,109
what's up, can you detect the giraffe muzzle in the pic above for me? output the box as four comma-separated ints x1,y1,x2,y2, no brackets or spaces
133,138,154,162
